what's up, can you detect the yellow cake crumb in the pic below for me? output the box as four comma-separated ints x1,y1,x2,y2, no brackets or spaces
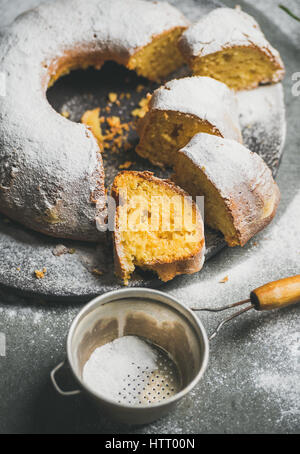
131,94,151,118
81,108,103,149
81,94,135,153
92,268,103,276
107,116,121,128
108,92,118,103
119,161,135,169
35,268,47,279
219,275,229,283
61,110,70,118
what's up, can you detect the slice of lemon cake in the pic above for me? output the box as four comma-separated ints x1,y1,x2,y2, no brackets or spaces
112,171,205,284
173,133,280,247
179,7,285,91
136,76,242,167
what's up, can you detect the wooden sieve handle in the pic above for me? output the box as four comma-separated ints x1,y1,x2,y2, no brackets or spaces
250,275,300,311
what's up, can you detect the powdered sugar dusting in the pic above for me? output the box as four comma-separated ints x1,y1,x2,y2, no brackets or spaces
180,6,283,68
238,84,284,125
151,76,241,142
83,336,158,403
248,316,300,425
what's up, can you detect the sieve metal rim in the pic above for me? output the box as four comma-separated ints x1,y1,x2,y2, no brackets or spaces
66,288,209,411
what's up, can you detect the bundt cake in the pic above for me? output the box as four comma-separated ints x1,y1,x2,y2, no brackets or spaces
179,7,285,91
136,76,242,167
0,0,188,241
111,171,205,284
173,133,280,247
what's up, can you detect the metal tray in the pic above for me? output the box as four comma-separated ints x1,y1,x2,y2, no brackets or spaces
0,1,286,301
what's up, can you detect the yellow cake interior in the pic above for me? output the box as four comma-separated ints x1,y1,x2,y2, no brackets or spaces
174,155,240,246
47,27,186,89
114,172,202,282
136,110,222,167
191,46,279,91
128,27,186,81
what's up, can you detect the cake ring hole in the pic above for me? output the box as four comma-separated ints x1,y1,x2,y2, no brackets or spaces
46,61,162,186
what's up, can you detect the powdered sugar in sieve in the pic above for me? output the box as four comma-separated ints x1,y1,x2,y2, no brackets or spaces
82,336,181,406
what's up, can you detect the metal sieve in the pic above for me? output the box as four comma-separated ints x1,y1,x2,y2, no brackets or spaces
51,275,300,425
92,339,183,407
51,288,209,425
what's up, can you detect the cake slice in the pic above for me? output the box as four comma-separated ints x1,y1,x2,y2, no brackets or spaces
179,7,285,91
136,76,242,167
112,171,205,284
173,133,280,247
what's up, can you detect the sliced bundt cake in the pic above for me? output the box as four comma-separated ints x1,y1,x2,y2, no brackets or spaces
112,171,205,284
179,7,285,91
0,0,188,241
136,77,242,167
173,133,280,247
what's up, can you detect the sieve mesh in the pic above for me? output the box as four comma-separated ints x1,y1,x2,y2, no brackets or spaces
82,336,182,406
116,345,181,405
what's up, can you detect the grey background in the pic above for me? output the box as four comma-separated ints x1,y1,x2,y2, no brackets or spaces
0,0,299,434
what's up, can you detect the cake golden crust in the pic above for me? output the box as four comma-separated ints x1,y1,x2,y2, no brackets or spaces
111,171,205,283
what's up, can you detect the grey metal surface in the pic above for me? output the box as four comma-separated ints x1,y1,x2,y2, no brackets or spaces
0,0,299,434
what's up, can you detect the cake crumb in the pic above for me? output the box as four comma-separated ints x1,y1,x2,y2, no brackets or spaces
61,110,70,118
136,84,144,93
81,95,135,154
92,268,103,276
107,116,121,128
108,92,118,103
119,161,135,169
219,275,229,283
131,94,151,118
35,268,47,279
52,245,76,256
81,108,103,148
